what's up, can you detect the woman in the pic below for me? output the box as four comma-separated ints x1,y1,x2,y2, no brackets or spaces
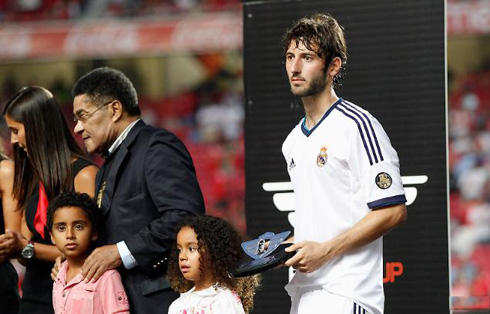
0,144,22,314
0,86,98,314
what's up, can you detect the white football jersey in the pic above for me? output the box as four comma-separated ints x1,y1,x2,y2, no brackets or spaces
282,98,406,314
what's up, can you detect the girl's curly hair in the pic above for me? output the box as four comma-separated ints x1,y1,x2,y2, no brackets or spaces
167,215,260,313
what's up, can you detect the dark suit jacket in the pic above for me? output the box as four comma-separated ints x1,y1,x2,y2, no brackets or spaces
96,120,204,314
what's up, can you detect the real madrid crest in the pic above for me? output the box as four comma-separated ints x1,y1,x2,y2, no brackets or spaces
316,146,328,167
375,172,392,189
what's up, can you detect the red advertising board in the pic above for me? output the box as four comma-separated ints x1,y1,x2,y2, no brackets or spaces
0,12,242,61
448,0,490,35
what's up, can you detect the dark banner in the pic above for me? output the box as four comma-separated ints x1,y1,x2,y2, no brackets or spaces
243,1,447,313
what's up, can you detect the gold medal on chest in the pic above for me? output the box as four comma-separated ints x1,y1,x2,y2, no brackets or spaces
316,146,328,167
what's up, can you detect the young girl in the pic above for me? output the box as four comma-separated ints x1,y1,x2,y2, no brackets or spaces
167,215,260,314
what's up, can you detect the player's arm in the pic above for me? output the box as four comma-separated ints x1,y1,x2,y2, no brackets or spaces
285,203,406,273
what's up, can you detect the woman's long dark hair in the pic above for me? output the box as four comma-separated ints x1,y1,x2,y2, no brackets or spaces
0,142,6,161
3,86,88,209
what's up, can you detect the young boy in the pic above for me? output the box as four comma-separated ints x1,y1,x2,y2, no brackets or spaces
47,191,130,314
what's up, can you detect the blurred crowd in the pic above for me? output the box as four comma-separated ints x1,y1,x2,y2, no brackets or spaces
0,0,241,22
449,63,490,308
0,58,247,234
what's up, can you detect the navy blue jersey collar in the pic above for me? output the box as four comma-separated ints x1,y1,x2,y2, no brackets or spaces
301,98,343,137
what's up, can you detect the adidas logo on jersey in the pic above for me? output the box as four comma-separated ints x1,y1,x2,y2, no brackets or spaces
288,158,296,171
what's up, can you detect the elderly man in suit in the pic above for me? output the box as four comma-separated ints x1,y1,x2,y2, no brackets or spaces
71,67,205,314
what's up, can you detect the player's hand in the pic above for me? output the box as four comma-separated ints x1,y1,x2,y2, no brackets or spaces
82,244,122,283
51,255,65,281
284,241,331,273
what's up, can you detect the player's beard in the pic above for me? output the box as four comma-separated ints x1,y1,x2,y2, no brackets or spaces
290,70,328,97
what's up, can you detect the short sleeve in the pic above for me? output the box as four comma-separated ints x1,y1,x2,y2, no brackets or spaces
168,299,178,314
99,271,130,314
168,296,185,314
212,290,246,314
346,110,406,209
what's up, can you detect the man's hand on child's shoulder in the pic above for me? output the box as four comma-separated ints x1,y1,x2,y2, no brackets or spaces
82,244,122,283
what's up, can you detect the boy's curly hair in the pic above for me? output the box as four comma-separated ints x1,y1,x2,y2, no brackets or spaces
46,191,100,231
167,215,260,313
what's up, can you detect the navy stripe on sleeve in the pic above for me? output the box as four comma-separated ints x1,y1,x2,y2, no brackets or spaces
353,302,367,314
367,194,407,209
336,106,374,166
343,100,384,161
338,101,380,163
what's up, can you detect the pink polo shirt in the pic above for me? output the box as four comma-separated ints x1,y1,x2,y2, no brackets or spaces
53,261,130,314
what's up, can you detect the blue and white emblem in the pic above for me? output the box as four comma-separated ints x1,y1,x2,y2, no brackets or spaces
316,146,328,167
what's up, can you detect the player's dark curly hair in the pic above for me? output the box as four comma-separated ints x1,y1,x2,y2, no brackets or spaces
72,67,141,116
167,215,260,313
46,191,101,232
283,13,348,89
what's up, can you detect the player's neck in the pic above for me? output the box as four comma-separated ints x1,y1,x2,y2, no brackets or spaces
302,89,338,130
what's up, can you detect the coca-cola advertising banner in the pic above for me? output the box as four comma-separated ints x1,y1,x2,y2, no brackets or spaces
0,12,242,61
0,0,485,62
